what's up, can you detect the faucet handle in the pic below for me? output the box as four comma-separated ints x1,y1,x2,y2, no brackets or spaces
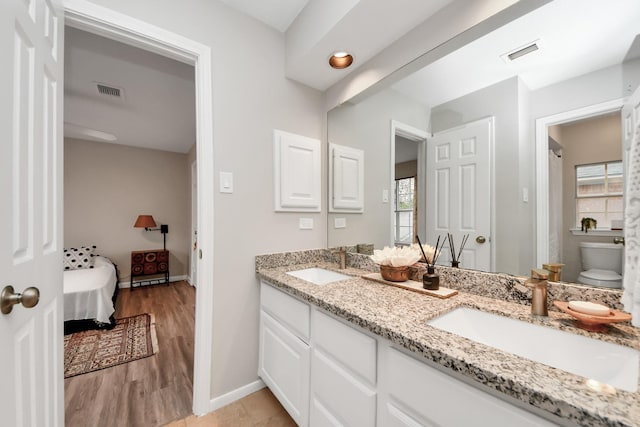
531,269,548,280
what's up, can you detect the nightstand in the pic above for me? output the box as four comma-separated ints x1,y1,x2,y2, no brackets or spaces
130,249,169,288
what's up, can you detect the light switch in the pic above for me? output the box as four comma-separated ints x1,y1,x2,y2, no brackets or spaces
334,217,346,229
522,187,529,203
299,218,313,229
220,172,233,193
382,189,389,203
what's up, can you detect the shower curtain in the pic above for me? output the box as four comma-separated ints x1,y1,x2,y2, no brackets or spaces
548,150,563,263
623,116,640,326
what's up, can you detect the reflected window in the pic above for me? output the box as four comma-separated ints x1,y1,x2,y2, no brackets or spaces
394,177,415,245
575,161,623,228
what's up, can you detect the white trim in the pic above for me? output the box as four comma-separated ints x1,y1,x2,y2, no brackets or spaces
569,229,624,237
118,275,188,289
535,98,624,267
208,379,266,412
63,0,215,416
390,120,429,247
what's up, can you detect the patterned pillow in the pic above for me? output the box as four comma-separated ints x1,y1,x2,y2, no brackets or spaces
63,246,96,270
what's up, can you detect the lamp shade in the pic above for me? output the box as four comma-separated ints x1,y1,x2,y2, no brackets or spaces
134,215,157,228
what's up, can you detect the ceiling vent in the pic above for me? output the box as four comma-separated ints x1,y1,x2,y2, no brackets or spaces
95,82,124,98
501,40,542,63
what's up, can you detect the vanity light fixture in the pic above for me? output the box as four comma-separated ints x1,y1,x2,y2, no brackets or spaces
329,52,354,69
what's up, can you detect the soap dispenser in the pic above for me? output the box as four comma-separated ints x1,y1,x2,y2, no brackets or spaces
528,269,549,316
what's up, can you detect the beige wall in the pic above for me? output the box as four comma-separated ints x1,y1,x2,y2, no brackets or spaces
64,138,190,283
551,113,622,281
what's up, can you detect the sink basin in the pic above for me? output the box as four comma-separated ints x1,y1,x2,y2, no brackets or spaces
427,307,639,392
286,267,352,285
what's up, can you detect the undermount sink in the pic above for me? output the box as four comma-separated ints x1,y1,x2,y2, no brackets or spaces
427,307,639,392
286,267,352,285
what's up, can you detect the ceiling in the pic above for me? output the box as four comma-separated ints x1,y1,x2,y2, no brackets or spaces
64,27,196,153
392,0,640,108
63,0,640,153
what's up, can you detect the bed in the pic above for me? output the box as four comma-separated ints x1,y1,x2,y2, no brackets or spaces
63,256,118,330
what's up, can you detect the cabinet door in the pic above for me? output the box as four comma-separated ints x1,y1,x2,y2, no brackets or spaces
259,311,310,427
380,346,558,427
310,349,376,427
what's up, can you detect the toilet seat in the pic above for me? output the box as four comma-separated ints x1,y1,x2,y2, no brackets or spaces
577,269,622,288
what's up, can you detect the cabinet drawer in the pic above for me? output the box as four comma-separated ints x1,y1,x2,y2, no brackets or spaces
384,347,557,427
312,309,376,385
260,282,310,342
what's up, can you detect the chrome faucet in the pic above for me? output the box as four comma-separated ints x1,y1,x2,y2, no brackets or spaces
331,247,347,270
528,269,549,316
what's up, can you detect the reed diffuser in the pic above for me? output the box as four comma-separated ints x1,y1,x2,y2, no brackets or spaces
417,235,446,290
447,233,469,268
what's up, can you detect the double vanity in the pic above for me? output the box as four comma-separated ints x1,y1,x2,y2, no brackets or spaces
256,249,639,427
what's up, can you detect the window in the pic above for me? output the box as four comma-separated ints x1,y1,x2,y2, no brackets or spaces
575,161,623,229
394,177,415,245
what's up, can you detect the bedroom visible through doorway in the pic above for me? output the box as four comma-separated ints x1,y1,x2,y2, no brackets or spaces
62,24,198,426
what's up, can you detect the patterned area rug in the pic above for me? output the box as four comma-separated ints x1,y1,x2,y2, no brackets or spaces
64,313,158,378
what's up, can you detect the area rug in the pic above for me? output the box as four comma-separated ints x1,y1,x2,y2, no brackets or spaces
64,313,158,378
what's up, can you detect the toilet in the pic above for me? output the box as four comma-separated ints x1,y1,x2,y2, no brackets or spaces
577,242,623,288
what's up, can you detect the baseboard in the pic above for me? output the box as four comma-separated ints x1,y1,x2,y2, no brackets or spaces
118,274,188,288
197,379,266,415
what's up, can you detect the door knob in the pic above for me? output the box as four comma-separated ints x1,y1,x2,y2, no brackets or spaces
476,236,487,244
1,285,40,315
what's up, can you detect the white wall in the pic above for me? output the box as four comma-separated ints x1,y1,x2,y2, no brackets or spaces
327,89,430,248
83,0,325,400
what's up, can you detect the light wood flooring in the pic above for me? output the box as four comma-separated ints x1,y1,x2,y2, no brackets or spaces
65,281,196,427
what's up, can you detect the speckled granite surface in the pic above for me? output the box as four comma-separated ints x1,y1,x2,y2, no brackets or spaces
255,250,639,427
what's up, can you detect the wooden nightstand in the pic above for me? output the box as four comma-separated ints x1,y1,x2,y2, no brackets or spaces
130,249,169,288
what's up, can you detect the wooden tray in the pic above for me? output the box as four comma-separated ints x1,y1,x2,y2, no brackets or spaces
362,273,458,299
554,301,631,332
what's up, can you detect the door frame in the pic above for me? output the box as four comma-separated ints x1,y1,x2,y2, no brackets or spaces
534,98,623,268
64,0,214,415
389,120,429,247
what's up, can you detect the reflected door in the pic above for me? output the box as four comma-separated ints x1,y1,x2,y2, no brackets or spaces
0,0,64,425
426,117,492,270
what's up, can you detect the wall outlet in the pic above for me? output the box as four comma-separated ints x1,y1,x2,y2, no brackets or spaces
522,187,529,203
299,218,313,229
334,217,346,229
382,189,389,203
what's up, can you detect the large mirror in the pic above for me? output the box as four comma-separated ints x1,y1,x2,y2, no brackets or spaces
328,0,640,285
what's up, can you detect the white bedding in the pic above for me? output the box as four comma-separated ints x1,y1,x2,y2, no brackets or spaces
63,256,117,324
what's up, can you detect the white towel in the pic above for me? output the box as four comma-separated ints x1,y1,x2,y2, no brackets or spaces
622,118,640,326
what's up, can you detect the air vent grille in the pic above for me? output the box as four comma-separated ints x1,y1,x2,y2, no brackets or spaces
96,83,122,97
501,39,542,63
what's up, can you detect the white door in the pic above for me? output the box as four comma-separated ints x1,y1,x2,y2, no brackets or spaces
426,117,492,270
0,0,64,426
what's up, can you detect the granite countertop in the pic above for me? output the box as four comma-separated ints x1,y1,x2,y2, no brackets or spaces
256,260,639,427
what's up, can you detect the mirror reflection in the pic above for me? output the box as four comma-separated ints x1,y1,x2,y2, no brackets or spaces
327,0,640,285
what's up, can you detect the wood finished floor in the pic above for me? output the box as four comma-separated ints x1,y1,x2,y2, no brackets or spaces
65,281,196,427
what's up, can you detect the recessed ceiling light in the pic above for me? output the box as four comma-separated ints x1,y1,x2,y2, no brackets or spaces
329,52,354,69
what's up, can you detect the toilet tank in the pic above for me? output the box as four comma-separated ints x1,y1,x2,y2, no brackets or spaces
579,242,623,274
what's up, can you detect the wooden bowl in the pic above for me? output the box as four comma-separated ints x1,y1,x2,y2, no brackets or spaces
554,301,631,332
379,265,409,282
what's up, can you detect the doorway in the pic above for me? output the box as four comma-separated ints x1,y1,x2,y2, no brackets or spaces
535,99,624,269
64,2,214,417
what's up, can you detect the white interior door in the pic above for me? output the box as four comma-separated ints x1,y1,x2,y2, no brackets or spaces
426,117,492,270
0,0,64,426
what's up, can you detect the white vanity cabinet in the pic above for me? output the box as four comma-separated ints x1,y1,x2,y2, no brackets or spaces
259,283,311,427
310,310,377,426
378,344,559,427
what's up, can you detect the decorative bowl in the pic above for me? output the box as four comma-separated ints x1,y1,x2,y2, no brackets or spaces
379,265,410,282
